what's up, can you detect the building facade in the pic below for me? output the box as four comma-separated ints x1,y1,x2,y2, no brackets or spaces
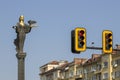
40,45,120,80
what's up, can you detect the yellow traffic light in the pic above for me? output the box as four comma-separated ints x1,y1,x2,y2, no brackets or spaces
75,27,86,52
102,30,113,53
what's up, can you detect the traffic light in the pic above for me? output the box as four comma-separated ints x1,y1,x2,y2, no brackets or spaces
75,27,86,52
102,30,113,53
71,30,80,53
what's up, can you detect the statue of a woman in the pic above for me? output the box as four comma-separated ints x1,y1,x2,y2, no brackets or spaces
13,15,35,53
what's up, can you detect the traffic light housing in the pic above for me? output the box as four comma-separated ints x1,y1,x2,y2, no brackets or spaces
102,30,113,53
71,30,80,53
75,27,86,52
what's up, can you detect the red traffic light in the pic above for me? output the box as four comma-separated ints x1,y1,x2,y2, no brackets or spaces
75,28,86,52
79,30,85,41
79,30,84,36
106,33,112,39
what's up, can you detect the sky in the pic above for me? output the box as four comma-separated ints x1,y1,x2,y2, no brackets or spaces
0,0,120,80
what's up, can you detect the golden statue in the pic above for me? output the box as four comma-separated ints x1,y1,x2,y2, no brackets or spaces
13,15,36,53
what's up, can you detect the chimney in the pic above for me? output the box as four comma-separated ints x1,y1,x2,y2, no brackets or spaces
74,58,86,64
92,54,101,59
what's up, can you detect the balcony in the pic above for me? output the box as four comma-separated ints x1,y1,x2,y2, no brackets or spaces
93,68,102,74
94,70,101,74
75,74,83,78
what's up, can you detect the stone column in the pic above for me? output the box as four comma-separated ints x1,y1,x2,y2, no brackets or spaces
16,53,26,80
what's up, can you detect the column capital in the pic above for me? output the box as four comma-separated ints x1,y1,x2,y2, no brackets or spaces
16,53,26,59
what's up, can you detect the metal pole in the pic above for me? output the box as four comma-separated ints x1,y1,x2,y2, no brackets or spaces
86,46,120,51
87,46,102,50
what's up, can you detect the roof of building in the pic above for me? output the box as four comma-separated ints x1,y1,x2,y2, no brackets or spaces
40,62,69,75
40,61,59,68
83,54,101,66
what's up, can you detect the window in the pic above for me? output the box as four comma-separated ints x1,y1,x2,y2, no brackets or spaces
53,72,57,78
115,71,120,78
97,64,101,71
97,74,101,80
113,59,120,68
91,75,96,80
84,74,88,80
115,59,120,65
84,69,87,73
91,66,96,72
69,70,74,77
103,62,108,68
76,70,82,75
103,73,108,79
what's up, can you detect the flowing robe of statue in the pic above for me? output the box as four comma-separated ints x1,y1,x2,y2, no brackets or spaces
14,23,31,53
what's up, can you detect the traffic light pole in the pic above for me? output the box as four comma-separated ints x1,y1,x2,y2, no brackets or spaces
86,46,120,51
87,46,102,50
